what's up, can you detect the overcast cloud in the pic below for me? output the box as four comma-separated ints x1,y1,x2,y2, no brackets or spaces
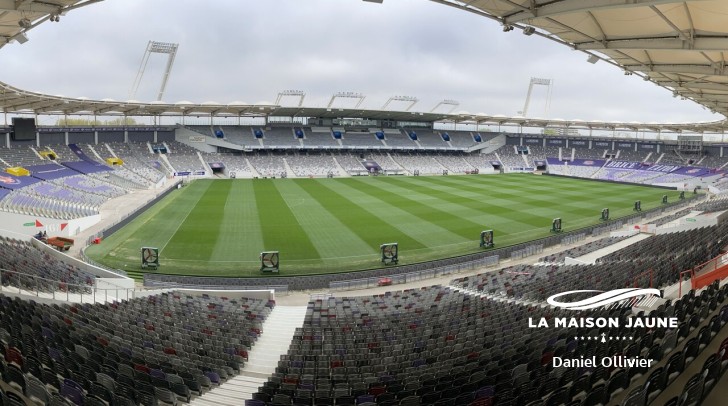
1,0,721,124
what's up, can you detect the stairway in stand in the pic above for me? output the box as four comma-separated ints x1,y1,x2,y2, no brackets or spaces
189,305,307,406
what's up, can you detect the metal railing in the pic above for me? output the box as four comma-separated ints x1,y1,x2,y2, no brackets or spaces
142,277,290,295
560,233,586,246
510,244,544,260
592,221,624,236
0,269,134,303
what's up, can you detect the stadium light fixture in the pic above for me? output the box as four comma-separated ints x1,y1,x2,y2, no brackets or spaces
276,90,306,107
586,55,599,64
382,95,418,111
522,26,535,36
430,99,460,114
129,41,179,101
328,92,366,109
18,18,32,29
502,24,514,32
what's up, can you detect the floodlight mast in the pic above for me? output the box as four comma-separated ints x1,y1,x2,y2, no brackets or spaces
129,41,179,101
430,99,459,114
327,92,366,109
276,90,306,107
520,77,552,117
382,95,418,111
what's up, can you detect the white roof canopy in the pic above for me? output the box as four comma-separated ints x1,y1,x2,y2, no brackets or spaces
0,0,101,48
430,0,728,118
0,0,726,132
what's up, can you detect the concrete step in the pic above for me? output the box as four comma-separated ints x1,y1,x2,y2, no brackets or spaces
190,305,307,403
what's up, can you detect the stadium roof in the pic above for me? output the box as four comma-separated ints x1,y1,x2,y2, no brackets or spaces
430,0,728,118
0,0,727,132
0,0,100,48
1,80,726,132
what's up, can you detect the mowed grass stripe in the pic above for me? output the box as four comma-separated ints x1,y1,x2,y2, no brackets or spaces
429,175,629,217
210,180,265,262
432,175,607,208
379,176,554,245
298,179,429,251
380,176,548,230
395,176,569,238
344,177,487,241
85,181,210,269
163,180,231,261
273,180,375,261
323,179,471,249
252,179,320,261
86,174,691,276
432,175,679,228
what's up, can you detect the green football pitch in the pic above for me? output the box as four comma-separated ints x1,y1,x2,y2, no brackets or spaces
85,174,683,278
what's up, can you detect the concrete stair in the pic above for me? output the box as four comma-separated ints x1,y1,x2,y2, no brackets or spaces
189,305,307,405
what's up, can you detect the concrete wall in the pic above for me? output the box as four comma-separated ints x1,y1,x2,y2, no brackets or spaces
0,211,100,238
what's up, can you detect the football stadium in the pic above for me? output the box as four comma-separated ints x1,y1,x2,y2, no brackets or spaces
1,1,728,406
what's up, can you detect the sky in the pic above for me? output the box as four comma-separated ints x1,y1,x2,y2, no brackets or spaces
0,0,722,124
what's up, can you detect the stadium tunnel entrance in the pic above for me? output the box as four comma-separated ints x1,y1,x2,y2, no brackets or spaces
208,162,225,175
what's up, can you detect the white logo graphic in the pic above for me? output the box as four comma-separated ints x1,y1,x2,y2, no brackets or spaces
547,288,661,310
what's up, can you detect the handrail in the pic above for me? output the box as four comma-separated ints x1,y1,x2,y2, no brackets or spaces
142,277,289,295
0,268,134,303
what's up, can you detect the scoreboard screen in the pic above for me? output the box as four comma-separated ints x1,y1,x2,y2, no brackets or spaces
11,118,36,141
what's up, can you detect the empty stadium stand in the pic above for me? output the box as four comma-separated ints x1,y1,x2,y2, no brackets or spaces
0,290,273,406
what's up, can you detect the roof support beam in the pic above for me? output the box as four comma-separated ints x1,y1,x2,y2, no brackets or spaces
626,64,727,76
679,93,728,102
503,0,689,25
648,5,687,40
654,81,728,92
575,37,728,51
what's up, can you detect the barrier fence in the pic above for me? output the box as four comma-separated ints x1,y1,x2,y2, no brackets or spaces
329,255,500,291
0,269,134,303
142,277,290,296
592,221,625,236
510,245,544,260
560,233,586,246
